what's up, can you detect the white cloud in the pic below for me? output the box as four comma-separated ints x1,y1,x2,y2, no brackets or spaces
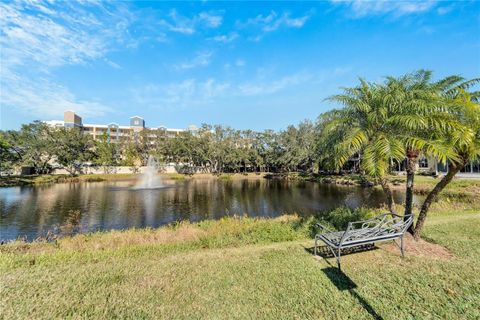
159,9,223,35
134,71,312,108
198,12,223,28
0,1,132,119
242,10,313,31
208,32,239,43
104,59,122,69
130,68,345,110
1,70,112,118
331,0,438,18
261,12,311,32
238,10,313,41
132,79,230,109
175,52,213,70
238,72,312,96
163,10,195,34
202,79,231,98
437,4,455,15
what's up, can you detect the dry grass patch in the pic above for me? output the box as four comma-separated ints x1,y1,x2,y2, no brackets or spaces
0,224,207,254
381,234,455,261
64,225,207,251
0,215,312,256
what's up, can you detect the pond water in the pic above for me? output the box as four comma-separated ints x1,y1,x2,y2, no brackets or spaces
0,178,416,241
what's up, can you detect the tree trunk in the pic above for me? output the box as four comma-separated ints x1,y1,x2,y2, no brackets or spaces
405,148,419,217
379,178,397,215
413,161,463,240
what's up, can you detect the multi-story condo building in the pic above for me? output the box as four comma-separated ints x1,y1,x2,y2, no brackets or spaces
45,111,198,143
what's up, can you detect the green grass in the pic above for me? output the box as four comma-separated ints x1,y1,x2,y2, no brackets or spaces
1,207,479,319
165,173,186,180
387,175,480,205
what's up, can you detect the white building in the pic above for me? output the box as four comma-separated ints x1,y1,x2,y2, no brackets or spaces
45,111,198,143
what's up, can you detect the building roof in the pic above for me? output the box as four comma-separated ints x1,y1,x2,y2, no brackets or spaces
45,112,196,132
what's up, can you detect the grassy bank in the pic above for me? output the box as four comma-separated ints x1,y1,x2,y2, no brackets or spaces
1,205,479,319
388,175,480,198
267,172,480,202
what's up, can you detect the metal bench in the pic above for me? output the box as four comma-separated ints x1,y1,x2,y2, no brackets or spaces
314,213,414,270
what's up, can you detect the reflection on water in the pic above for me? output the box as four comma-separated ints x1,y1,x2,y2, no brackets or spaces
0,179,415,241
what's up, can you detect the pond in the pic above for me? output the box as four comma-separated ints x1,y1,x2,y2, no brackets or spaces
0,178,415,241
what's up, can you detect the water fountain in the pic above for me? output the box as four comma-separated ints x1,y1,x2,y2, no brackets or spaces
132,155,164,189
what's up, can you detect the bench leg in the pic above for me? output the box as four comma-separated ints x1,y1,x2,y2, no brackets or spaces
314,236,318,256
400,235,405,257
337,248,341,271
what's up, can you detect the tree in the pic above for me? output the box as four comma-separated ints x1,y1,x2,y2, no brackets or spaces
136,129,156,166
325,79,405,214
93,133,118,173
383,71,459,220
0,132,21,174
412,85,480,239
121,140,142,172
12,121,57,174
382,72,478,234
278,121,315,172
53,127,94,175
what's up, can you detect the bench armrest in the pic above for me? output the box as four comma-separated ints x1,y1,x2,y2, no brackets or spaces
314,222,333,233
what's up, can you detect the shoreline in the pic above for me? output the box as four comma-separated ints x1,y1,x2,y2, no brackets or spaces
1,209,479,318
2,205,477,249
0,172,268,187
2,197,478,244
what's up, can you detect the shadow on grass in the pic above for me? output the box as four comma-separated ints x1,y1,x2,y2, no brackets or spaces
304,244,377,258
304,245,384,319
322,267,384,320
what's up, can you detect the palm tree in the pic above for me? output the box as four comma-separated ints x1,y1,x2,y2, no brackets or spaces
323,71,473,221
412,85,480,239
325,79,405,214
383,71,465,222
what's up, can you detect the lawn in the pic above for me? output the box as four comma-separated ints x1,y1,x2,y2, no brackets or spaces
1,208,479,319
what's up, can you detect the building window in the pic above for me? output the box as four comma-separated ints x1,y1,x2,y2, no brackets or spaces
418,158,429,168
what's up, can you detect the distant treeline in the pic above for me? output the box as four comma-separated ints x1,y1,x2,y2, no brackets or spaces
0,119,320,175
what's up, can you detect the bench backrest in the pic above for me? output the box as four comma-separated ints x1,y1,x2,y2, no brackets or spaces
340,213,413,246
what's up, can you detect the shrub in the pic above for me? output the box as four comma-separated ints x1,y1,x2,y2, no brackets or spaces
320,206,375,230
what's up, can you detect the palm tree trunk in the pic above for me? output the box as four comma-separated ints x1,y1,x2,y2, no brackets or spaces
405,149,419,212
413,161,463,240
379,178,397,215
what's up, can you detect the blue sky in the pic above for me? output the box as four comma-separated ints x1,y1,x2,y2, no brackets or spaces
1,0,479,131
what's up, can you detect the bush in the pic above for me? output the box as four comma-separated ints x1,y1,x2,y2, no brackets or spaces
320,206,374,230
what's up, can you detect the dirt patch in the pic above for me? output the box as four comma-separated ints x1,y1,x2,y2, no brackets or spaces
382,234,455,261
